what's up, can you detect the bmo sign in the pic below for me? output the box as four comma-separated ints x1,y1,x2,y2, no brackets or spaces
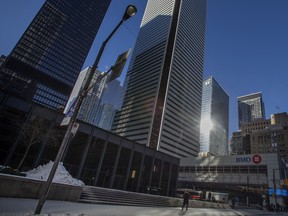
236,154,262,164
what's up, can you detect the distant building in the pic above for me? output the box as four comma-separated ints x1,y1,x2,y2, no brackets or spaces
96,103,116,130
64,66,107,126
250,112,288,160
250,125,288,160
0,0,111,109
230,131,243,155
113,0,207,158
100,79,123,110
230,112,288,160
95,79,123,130
240,119,270,135
200,76,229,156
78,68,108,126
65,67,123,130
238,92,265,128
271,112,288,126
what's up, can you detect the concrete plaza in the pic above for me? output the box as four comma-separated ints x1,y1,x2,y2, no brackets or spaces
0,198,287,216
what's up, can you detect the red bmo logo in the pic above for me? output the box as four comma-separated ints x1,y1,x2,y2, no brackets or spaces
252,155,261,164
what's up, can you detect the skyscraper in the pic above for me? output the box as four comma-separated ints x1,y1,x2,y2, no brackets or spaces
96,103,117,130
65,67,122,129
96,79,123,130
113,0,207,158
238,92,265,128
100,80,123,109
76,67,108,126
0,0,111,109
0,55,6,67
199,76,229,156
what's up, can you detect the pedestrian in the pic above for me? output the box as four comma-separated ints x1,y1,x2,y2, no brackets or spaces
231,197,235,209
276,203,280,213
182,191,190,211
208,192,212,201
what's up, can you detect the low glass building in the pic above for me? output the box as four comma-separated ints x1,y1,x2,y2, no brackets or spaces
0,91,179,197
178,153,287,205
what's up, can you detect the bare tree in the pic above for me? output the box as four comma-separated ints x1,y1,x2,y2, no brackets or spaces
16,115,61,170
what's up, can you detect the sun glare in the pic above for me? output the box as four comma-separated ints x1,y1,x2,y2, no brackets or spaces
200,118,214,134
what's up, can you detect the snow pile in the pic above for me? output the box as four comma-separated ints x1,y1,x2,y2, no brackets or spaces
25,161,84,186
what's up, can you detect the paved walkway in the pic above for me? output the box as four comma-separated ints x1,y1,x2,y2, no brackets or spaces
0,198,287,216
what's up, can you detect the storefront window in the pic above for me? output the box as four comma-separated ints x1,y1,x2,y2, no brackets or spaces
63,132,88,176
151,158,162,188
217,166,224,173
140,155,153,193
257,165,267,174
240,166,248,173
249,165,257,174
224,166,231,173
209,166,216,173
113,147,131,190
97,142,119,188
161,161,171,195
80,137,105,185
127,151,142,192
231,166,239,173
184,166,190,173
190,166,196,173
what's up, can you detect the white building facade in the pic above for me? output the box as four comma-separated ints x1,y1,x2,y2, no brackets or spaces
179,153,287,205
113,0,207,158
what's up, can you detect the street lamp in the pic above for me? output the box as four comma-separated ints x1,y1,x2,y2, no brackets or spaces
246,176,249,206
122,5,137,20
271,167,287,205
34,5,137,214
273,169,278,205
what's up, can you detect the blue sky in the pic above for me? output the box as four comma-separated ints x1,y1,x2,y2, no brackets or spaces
0,0,288,137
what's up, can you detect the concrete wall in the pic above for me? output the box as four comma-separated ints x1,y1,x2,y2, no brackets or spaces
0,174,82,202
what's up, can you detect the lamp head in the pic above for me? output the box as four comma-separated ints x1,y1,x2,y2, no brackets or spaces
122,5,137,21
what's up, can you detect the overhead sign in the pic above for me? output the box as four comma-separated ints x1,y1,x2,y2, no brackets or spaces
252,155,262,164
63,69,88,114
268,188,288,197
108,49,131,82
60,97,78,126
71,123,79,135
236,154,262,164
236,157,251,163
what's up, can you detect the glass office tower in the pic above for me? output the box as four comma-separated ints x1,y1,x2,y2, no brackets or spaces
113,0,207,158
0,0,111,109
199,76,229,156
74,67,108,126
238,92,265,128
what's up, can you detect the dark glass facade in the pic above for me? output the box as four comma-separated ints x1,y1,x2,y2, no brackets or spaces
0,0,111,109
0,92,180,197
238,92,265,128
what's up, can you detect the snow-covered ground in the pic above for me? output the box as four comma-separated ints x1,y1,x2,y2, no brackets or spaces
24,161,84,186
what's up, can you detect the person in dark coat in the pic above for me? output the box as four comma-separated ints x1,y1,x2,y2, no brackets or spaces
182,191,190,211
231,197,235,209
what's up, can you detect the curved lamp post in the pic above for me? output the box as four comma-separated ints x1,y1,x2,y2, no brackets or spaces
35,5,137,214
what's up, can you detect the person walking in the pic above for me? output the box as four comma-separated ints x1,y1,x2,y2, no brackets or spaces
231,197,235,209
182,191,190,211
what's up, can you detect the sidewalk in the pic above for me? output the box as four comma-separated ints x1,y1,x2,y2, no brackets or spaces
0,198,287,216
